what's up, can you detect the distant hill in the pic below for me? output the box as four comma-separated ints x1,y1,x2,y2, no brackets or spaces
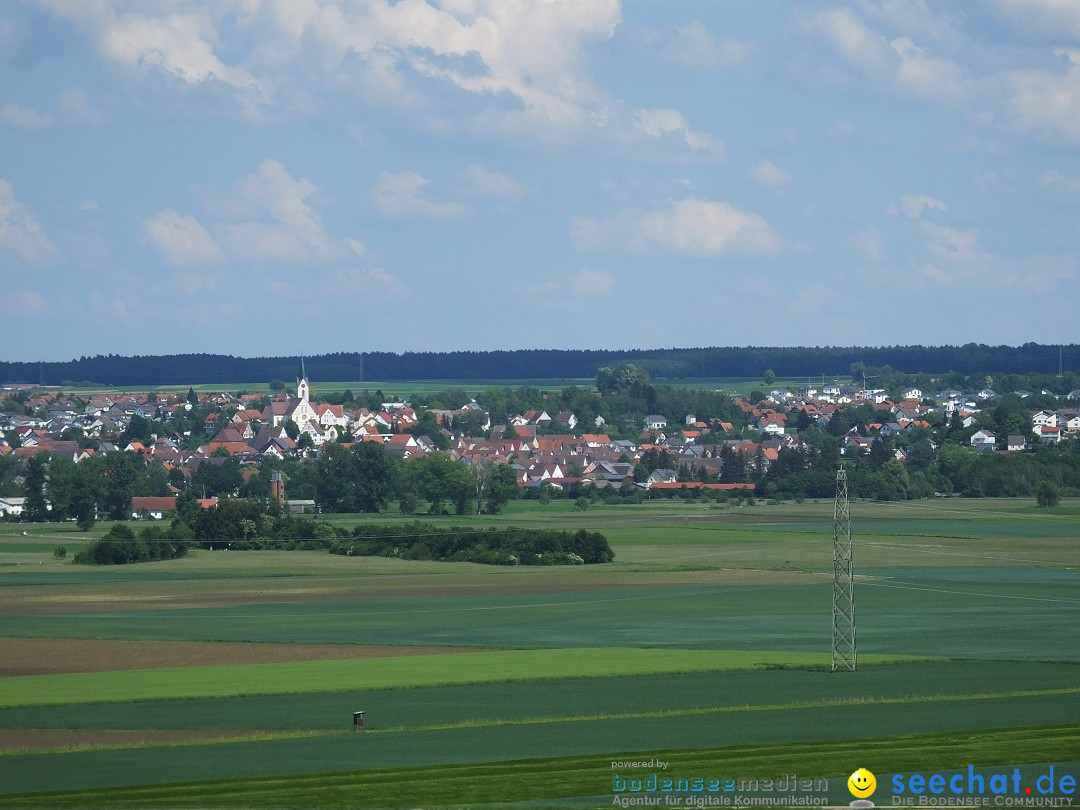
0,344,1074,388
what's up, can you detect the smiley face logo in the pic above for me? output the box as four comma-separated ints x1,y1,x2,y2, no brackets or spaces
848,768,877,798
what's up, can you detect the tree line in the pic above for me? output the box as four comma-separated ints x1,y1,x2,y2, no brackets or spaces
2,343,1077,386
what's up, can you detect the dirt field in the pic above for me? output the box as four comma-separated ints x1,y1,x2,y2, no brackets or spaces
0,637,484,676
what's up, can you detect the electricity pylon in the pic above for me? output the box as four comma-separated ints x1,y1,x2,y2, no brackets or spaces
832,467,856,671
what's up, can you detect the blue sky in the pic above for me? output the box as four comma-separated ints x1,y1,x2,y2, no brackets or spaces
2,0,1079,363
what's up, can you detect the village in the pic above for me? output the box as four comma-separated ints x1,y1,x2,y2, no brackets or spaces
1,368,1079,520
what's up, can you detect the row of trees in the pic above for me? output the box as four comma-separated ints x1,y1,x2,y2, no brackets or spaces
74,495,613,567
3,344,1077,387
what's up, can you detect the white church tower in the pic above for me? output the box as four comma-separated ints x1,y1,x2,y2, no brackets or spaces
297,356,310,404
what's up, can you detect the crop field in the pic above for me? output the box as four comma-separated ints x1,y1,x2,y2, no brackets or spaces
0,498,1077,808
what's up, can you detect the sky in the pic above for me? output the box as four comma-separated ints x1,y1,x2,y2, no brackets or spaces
2,0,1080,363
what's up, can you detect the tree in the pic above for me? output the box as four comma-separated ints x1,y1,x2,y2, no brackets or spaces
763,369,777,386
187,387,199,406
102,452,140,520
283,418,300,441
473,459,518,514
1035,481,1060,507
23,454,50,522
409,454,473,515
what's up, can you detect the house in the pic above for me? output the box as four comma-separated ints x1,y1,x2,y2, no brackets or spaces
1031,411,1057,429
643,414,668,431
131,496,178,520
970,429,996,448
1006,435,1026,452
645,469,678,486
0,496,25,517
902,387,923,401
1037,425,1061,445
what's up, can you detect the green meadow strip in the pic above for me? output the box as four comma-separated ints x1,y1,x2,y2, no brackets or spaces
3,725,1076,808
379,685,1080,735
9,684,1072,757
0,648,926,708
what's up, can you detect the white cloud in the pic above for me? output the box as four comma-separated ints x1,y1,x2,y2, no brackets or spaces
923,222,982,265
1,104,53,130
897,193,947,219
851,228,885,261
77,4,269,111
1041,170,1080,193
800,8,971,104
0,180,57,262
747,161,792,187
374,171,467,219
572,269,613,296
328,266,407,298
657,22,751,70
56,88,107,126
1,289,50,318
631,198,781,257
806,8,896,77
30,1,721,155
462,165,525,199
143,210,224,265
632,108,724,156
0,90,105,131
171,272,220,295
1008,49,1080,144
218,159,364,261
991,0,1080,41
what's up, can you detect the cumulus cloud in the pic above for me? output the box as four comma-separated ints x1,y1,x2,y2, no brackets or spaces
144,160,365,265
1,289,50,318
374,171,467,219
991,0,1080,41
218,159,365,261
0,180,57,262
799,7,971,103
1042,170,1080,193
143,210,224,265
1008,49,1080,144
896,193,947,219
1,104,52,130
748,161,792,187
461,165,525,199
0,90,105,130
632,108,724,156
655,22,751,69
29,1,722,155
573,269,614,296
631,198,781,257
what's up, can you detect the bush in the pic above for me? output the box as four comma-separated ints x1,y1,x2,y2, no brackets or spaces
329,522,614,566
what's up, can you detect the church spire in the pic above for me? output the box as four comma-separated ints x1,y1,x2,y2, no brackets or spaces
297,355,309,403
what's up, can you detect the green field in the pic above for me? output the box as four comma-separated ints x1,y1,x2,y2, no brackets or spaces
0,498,1077,807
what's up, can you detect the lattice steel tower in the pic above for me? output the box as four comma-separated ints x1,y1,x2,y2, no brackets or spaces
831,468,856,671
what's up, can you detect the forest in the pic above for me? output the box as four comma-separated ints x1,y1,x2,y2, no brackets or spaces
2,343,1076,387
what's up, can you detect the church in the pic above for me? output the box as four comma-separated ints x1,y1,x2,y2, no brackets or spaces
265,359,327,445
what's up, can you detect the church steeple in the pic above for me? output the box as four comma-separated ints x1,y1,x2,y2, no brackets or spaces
297,355,309,403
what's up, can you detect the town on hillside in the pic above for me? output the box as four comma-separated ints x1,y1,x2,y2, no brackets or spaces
2,366,1079,520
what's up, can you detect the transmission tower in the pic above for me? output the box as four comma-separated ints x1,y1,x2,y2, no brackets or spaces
831,468,856,671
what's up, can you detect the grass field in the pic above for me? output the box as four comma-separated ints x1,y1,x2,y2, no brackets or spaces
0,498,1077,807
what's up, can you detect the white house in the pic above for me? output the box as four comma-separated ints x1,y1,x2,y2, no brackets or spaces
643,414,668,430
1032,410,1057,429
0,496,25,517
902,387,923,401
970,429,996,448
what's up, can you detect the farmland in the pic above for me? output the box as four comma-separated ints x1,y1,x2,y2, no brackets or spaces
0,498,1077,807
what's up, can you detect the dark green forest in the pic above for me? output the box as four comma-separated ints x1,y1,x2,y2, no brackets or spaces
2,343,1076,387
